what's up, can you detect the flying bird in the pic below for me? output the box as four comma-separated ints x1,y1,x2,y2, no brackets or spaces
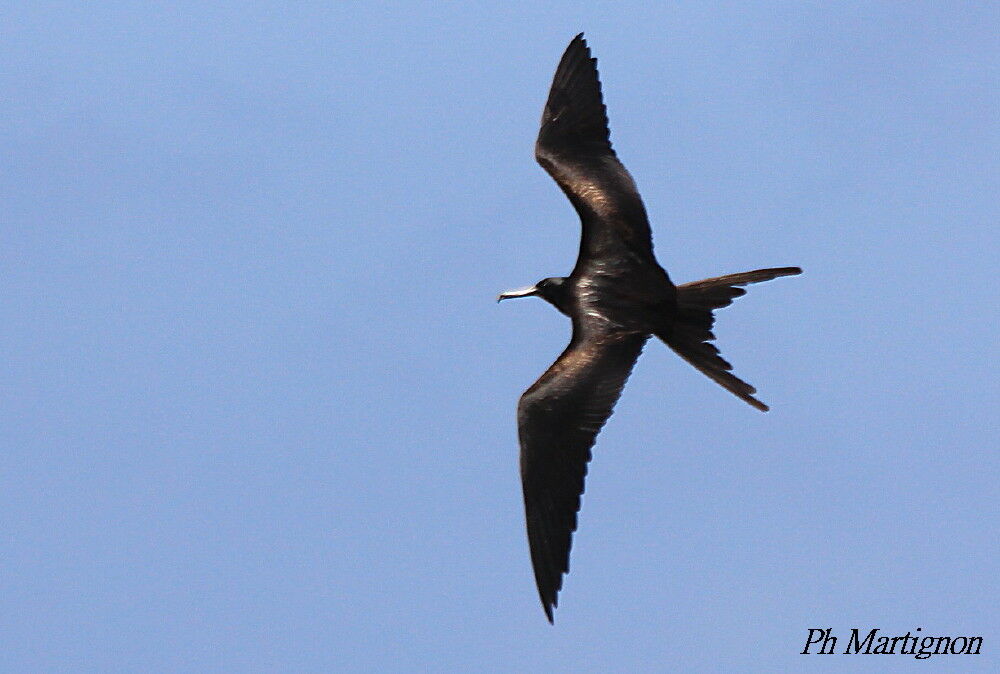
498,34,801,623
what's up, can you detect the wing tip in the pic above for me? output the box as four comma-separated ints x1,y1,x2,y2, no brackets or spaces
541,585,558,623
563,32,596,70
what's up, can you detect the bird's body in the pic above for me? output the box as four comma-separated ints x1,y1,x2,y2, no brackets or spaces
499,34,801,622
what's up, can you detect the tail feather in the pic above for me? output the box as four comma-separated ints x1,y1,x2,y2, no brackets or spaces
664,267,801,412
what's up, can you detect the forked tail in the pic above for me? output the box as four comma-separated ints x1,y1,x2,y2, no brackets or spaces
662,267,802,411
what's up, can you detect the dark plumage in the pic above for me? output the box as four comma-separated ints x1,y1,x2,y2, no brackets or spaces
498,34,801,622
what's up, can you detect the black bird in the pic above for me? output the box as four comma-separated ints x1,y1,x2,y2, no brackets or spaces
498,34,801,623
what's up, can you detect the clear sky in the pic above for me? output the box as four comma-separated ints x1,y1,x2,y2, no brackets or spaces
3,2,997,672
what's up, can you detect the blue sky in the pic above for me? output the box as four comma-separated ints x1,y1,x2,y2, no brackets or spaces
2,2,997,671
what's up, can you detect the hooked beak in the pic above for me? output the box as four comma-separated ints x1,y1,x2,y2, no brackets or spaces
497,284,539,302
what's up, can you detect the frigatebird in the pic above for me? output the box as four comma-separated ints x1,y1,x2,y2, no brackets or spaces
498,34,801,622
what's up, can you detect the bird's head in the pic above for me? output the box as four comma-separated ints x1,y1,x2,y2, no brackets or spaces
498,277,571,314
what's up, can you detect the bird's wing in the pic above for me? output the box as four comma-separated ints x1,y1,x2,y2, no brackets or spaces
517,330,648,622
535,34,655,265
